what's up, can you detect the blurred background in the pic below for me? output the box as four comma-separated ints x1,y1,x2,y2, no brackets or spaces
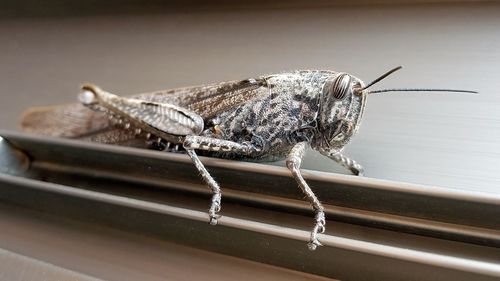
1,1,499,191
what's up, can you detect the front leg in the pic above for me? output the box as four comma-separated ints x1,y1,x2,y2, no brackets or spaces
183,135,261,225
286,142,325,250
327,152,364,176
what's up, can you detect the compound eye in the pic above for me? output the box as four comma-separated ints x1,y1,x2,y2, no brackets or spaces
331,73,353,100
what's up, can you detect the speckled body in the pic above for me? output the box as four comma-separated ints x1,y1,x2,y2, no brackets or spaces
201,71,331,161
20,67,476,250
22,70,367,164
21,69,370,250
98,70,364,163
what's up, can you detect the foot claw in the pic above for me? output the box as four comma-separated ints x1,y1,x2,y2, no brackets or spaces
307,239,322,251
209,215,219,225
351,164,364,176
307,211,326,249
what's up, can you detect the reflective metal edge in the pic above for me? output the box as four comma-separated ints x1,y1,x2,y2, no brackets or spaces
0,131,500,280
0,173,499,281
1,129,499,231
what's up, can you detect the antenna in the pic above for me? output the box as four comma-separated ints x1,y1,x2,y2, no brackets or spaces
368,88,478,95
362,66,403,90
362,66,478,95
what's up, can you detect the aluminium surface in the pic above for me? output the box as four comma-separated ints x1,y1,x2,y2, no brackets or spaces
1,130,500,238
0,130,499,280
0,248,102,281
0,205,328,281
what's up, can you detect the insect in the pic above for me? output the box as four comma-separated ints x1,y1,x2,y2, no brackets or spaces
21,66,476,250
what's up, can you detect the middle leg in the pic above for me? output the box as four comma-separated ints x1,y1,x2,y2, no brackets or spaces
286,142,326,250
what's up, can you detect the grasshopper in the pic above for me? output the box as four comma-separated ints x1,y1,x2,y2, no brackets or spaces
21,66,475,250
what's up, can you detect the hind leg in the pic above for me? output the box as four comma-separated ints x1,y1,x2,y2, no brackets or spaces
183,135,261,224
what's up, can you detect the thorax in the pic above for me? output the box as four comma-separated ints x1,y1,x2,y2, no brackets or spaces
202,71,332,161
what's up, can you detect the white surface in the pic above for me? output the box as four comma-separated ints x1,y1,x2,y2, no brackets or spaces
0,3,499,193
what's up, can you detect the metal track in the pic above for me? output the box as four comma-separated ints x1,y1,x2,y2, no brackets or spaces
0,130,499,280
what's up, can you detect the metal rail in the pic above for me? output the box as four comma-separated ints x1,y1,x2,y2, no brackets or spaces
0,130,499,280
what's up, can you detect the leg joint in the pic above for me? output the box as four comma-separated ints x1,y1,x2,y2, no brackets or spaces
286,155,301,170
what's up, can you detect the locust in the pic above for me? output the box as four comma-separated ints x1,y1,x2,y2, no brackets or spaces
21,66,475,250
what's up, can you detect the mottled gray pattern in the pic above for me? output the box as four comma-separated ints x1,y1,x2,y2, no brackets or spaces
21,69,369,250
202,71,333,161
